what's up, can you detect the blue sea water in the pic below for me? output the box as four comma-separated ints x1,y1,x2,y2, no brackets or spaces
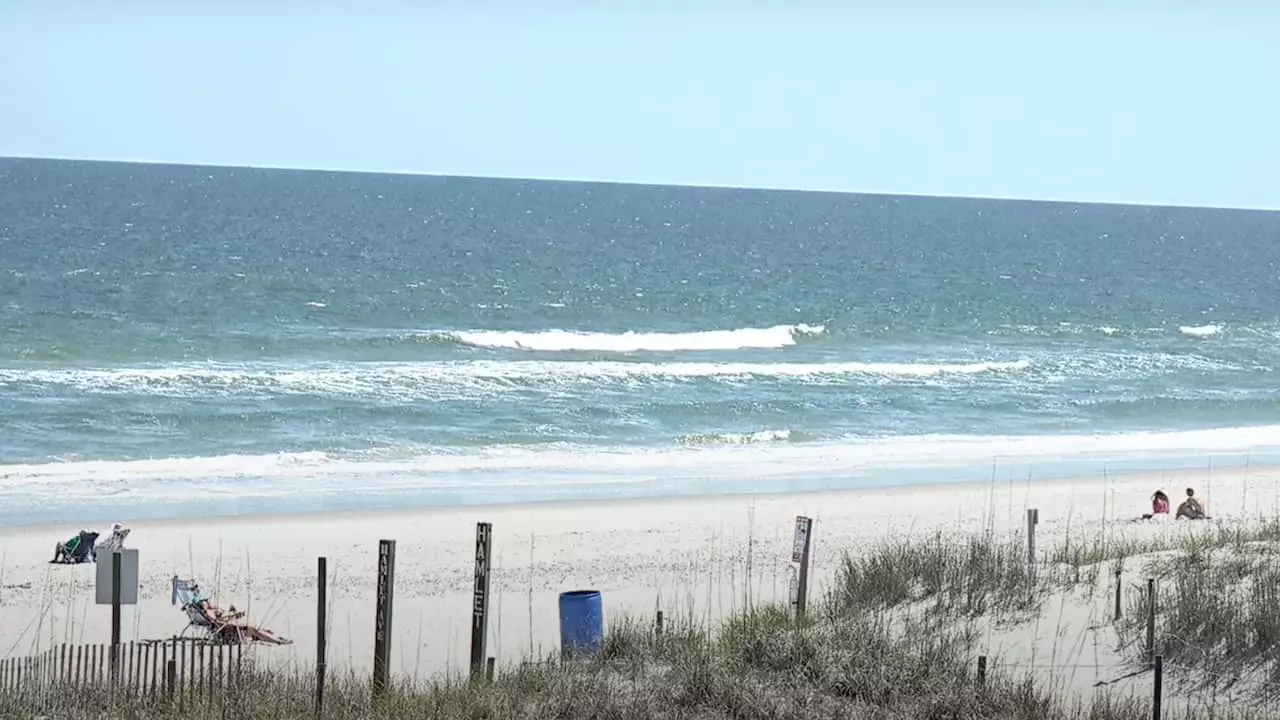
2,158,1279,525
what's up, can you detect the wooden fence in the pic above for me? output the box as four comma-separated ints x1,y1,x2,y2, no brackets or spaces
0,637,244,700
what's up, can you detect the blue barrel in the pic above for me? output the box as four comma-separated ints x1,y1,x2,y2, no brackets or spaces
558,590,604,659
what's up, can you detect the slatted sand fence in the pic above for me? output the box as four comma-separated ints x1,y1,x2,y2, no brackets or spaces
0,636,246,707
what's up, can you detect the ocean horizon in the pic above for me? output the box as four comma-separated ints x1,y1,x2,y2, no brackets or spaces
3,157,1279,526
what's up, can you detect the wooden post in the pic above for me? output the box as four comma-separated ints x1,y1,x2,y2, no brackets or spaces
470,522,493,680
485,657,495,682
317,556,328,719
977,655,987,685
111,550,122,688
156,643,165,695
1114,568,1123,621
1026,508,1039,564
1152,654,1163,719
127,642,135,690
372,539,397,698
655,610,664,639
1146,578,1157,665
220,643,227,693
792,516,814,620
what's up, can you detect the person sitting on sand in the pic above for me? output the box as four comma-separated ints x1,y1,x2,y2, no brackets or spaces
1176,487,1206,520
51,530,93,563
1141,490,1171,520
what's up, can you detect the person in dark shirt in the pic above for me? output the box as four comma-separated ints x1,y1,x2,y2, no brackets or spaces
1176,487,1206,520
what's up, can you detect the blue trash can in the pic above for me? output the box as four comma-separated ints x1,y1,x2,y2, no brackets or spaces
558,590,604,659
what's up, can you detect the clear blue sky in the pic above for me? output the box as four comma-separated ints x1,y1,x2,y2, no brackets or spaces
2,2,1277,209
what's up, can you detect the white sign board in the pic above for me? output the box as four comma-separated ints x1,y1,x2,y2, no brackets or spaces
95,549,140,605
791,516,812,564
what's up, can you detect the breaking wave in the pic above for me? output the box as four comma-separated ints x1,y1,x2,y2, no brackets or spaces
1179,324,1222,338
432,324,827,352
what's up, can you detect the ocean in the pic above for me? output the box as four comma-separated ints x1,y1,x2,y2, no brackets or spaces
2,157,1278,526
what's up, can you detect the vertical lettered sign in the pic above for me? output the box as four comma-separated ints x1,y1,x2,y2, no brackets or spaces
372,539,396,697
469,522,493,678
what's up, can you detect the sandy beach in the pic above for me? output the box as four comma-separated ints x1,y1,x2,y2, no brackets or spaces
1,456,1275,692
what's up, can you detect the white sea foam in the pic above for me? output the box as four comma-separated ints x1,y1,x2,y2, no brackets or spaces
677,429,795,445
1179,324,1222,338
3,425,1280,507
443,324,826,352
0,359,1031,400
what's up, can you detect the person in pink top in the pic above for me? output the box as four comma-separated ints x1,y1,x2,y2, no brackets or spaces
1141,490,1170,520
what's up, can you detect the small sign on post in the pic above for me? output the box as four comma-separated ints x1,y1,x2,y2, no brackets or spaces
469,522,493,679
95,549,138,689
791,516,814,619
791,516,811,564
95,549,140,605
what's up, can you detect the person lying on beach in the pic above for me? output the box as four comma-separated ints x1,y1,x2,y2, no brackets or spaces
192,596,245,624
191,597,290,645
1176,487,1206,520
1141,490,1170,520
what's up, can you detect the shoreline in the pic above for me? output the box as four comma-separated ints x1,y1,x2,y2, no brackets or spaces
1,452,1266,535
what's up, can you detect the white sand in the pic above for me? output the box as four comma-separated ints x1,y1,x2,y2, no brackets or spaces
0,456,1275,702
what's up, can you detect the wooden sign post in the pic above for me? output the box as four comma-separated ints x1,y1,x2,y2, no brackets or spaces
792,516,814,619
1026,508,1039,565
469,522,493,680
372,540,396,698
95,548,139,689
316,556,328,719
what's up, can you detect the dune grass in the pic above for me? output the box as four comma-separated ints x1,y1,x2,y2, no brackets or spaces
6,519,1280,718
1117,542,1280,701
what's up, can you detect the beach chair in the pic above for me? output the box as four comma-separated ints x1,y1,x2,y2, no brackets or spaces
50,531,100,564
170,576,289,645
171,576,232,641
96,524,131,555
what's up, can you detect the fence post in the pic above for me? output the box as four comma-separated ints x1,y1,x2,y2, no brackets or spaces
1152,654,1163,719
977,655,987,685
317,556,328,720
1146,578,1157,666
1114,568,1122,621
655,610,664,639
165,658,176,701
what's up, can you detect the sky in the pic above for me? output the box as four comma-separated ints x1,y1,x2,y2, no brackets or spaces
2,2,1278,210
